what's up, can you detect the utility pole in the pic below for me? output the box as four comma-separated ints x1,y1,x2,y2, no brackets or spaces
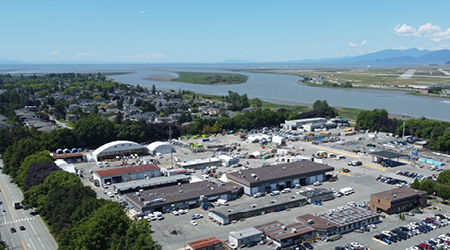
168,126,174,169
402,114,406,141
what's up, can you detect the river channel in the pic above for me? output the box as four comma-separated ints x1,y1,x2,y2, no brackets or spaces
2,64,449,121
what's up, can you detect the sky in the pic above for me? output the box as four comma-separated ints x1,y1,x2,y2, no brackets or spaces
1,0,450,63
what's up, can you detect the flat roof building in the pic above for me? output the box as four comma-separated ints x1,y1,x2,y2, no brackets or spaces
254,221,315,248
177,158,222,170
123,180,243,214
229,228,262,249
297,207,380,236
93,164,160,185
208,193,307,225
368,187,427,214
227,161,334,195
187,237,223,250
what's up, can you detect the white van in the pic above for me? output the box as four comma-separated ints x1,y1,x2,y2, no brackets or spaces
270,190,280,196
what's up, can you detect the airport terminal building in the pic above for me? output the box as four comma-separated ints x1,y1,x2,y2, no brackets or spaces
227,161,335,196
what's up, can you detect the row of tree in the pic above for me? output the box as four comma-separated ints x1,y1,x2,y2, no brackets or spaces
354,109,450,153
411,170,450,201
9,151,161,250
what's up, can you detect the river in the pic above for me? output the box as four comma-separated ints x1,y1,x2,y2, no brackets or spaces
2,64,449,121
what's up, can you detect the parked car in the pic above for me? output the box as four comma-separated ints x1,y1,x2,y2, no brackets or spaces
190,220,197,226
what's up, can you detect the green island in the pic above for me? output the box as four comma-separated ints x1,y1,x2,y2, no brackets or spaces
171,72,248,85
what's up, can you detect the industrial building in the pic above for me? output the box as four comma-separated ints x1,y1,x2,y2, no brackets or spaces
227,161,334,196
123,179,243,214
368,187,427,214
112,175,191,192
208,193,307,225
93,164,161,185
252,207,380,248
254,221,315,248
229,228,262,249
282,118,327,130
297,207,380,236
217,155,239,167
147,141,175,156
176,158,222,169
187,237,223,250
92,140,148,162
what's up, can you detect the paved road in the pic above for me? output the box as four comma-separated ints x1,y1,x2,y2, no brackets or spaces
0,161,58,250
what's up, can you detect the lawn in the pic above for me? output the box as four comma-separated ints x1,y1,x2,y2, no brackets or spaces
171,72,248,85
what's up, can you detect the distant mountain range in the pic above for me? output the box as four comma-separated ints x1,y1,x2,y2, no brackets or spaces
2,48,450,66
221,48,450,66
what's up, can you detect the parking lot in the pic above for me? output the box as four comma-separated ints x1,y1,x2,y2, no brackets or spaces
70,128,450,250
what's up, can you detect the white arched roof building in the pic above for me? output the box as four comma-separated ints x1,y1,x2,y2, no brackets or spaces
147,141,174,155
92,140,148,162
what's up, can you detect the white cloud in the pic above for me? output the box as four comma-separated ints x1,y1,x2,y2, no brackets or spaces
141,11,144,14
394,23,450,42
244,51,249,54
132,53,165,58
392,46,408,50
348,42,358,47
75,53,107,58
416,23,441,37
432,28,450,42
49,51,60,56
394,24,416,36
360,40,368,46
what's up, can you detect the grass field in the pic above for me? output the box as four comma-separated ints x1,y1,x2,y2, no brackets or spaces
171,72,248,85
245,67,450,87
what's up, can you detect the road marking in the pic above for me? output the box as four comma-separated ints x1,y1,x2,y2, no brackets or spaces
21,239,28,250
333,170,351,176
363,164,385,171
0,181,20,221
1,216,36,225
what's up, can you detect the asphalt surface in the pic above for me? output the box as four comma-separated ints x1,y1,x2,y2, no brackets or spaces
144,131,450,250
0,161,58,250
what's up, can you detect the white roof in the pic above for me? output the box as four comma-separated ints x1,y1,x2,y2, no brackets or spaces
92,141,146,160
229,228,261,239
147,141,172,151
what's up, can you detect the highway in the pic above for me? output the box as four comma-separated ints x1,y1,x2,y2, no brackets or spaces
0,161,57,250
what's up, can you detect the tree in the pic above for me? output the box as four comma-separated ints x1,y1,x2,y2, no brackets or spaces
438,169,450,185
110,220,162,250
14,150,55,188
43,184,97,236
57,202,131,250
23,161,60,191
151,84,156,94
2,138,44,178
22,170,81,211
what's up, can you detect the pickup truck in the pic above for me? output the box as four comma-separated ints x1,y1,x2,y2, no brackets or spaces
348,160,362,166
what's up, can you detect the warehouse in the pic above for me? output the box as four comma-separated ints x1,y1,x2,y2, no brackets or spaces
187,237,223,250
368,187,427,214
92,140,148,162
297,207,380,236
218,155,239,167
176,158,222,170
282,118,327,130
208,193,307,225
123,179,243,214
229,228,262,249
93,164,161,185
147,141,175,156
254,221,315,248
227,161,335,196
